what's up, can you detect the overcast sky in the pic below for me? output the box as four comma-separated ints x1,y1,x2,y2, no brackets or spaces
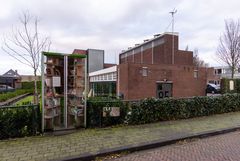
0,0,240,75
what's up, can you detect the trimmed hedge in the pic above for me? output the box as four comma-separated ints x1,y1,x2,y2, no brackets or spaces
87,97,128,127
0,105,41,139
127,94,240,124
87,94,240,127
221,78,240,93
22,81,41,90
0,89,33,102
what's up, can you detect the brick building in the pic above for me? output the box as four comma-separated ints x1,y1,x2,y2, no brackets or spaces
118,32,212,100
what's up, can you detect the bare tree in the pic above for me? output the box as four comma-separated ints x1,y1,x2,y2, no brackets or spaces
2,11,51,104
217,19,240,78
193,48,209,67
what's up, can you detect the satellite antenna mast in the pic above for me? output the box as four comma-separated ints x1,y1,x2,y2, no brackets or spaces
169,8,177,64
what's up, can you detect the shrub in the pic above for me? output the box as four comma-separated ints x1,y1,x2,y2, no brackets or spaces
0,105,41,139
0,89,33,102
221,78,240,93
127,94,240,125
87,97,128,127
22,81,41,90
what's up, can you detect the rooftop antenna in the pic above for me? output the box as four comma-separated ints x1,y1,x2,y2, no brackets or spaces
169,8,177,64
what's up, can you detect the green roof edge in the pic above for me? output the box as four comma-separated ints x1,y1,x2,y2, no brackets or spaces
42,51,86,58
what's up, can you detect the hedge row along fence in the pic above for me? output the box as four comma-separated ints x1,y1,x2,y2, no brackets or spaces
87,94,240,127
0,104,41,139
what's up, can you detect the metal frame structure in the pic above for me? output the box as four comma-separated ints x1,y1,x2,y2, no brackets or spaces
41,52,87,132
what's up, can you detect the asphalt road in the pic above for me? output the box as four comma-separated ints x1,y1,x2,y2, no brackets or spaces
109,131,240,161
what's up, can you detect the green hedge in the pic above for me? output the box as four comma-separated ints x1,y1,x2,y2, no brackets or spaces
87,94,240,127
127,94,240,124
87,97,128,127
22,81,41,90
0,89,33,102
221,78,240,93
0,105,41,139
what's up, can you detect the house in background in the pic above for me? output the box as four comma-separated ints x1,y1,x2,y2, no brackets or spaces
0,69,22,89
206,66,240,86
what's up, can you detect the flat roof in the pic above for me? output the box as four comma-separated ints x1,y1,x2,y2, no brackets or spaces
120,32,178,55
89,66,117,77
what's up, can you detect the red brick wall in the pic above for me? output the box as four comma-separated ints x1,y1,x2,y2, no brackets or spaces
119,34,189,66
134,51,141,63
117,33,215,100
175,50,193,65
118,63,208,100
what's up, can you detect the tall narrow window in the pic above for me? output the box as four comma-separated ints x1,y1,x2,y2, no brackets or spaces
194,70,198,78
142,67,148,77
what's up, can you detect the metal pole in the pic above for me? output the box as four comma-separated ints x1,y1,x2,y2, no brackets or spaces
64,56,68,128
152,41,154,64
84,57,87,128
170,9,177,65
41,52,45,132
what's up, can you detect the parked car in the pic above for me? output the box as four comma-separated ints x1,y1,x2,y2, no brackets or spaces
0,85,15,93
206,83,220,94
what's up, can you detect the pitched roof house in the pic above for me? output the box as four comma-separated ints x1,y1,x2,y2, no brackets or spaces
0,69,22,88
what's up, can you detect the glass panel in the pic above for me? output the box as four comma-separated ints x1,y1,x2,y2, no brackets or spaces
44,56,64,130
67,57,85,128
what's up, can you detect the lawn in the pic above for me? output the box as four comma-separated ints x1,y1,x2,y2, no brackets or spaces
15,95,33,106
0,89,33,102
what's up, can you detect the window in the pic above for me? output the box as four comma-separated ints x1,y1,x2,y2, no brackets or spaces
142,67,148,77
108,74,113,80
113,73,117,80
194,70,198,78
209,80,214,84
104,74,107,80
217,69,222,74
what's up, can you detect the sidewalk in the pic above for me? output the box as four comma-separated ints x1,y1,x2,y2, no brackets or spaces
1,112,240,161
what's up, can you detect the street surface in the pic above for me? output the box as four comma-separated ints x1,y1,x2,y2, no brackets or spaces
110,131,240,161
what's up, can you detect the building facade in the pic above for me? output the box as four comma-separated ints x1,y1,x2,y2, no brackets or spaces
89,66,117,97
73,49,104,73
118,32,212,100
0,69,22,89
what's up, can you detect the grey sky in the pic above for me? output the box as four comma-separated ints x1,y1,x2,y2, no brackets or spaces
0,0,240,75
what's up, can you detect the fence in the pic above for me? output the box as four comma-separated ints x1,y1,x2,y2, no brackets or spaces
0,104,41,139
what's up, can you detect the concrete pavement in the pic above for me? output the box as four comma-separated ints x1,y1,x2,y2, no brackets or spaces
1,112,240,161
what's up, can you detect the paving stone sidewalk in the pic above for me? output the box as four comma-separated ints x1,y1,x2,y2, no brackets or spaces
1,112,240,161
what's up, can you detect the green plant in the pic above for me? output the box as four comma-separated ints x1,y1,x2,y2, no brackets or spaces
221,78,240,93
22,81,41,90
87,98,128,127
127,94,240,125
0,105,41,139
0,89,33,102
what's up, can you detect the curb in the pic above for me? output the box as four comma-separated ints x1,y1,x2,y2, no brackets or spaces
54,126,240,161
